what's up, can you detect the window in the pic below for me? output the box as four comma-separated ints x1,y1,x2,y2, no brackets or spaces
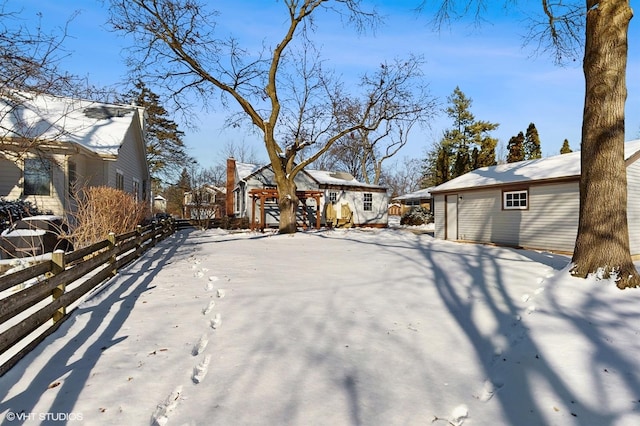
133,178,140,201
24,158,51,196
329,192,337,203
68,161,77,195
364,193,373,211
116,170,124,190
503,190,528,210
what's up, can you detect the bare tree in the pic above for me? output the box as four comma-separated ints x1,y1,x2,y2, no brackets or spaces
383,157,424,199
312,56,435,185
107,0,431,233
424,0,639,288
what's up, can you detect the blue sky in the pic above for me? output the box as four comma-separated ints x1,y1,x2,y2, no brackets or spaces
12,0,640,169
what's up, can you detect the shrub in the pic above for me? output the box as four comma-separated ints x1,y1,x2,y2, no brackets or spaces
0,199,50,232
68,186,148,248
400,206,433,226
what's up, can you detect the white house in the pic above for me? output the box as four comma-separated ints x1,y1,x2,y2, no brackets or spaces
226,158,389,229
0,91,150,215
430,139,640,255
183,184,226,220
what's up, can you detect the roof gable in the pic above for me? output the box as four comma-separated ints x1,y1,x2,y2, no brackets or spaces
432,139,640,193
0,91,143,157
236,162,386,190
394,187,434,201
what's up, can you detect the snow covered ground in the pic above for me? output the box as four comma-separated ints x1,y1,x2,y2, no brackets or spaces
2,227,640,425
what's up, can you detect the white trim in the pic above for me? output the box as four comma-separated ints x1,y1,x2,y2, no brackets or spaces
503,190,528,210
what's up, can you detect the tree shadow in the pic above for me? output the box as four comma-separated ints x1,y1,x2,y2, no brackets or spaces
0,228,193,418
308,230,640,424
413,236,638,425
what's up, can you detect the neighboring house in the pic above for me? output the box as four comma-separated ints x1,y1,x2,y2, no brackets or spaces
388,202,402,216
393,187,434,216
226,158,389,229
430,139,640,255
153,195,167,213
0,91,150,216
183,184,226,220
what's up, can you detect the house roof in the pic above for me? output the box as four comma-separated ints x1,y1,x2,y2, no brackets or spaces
394,187,434,201
0,91,144,157
236,162,265,181
306,169,385,189
236,162,386,190
431,139,640,193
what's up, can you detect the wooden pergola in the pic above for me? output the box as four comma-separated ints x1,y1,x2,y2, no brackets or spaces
248,188,324,231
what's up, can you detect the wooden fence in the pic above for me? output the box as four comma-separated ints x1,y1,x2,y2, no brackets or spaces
0,220,176,376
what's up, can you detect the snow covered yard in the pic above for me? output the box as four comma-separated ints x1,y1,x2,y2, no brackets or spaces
2,227,640,425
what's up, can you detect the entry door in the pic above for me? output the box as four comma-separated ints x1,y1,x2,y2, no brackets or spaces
446,194,458,240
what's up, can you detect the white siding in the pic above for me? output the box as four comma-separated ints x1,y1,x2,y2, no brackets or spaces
434,195,445,239
457,190,500,242
344,190,388,226
0,156,20,198
519,182,579,252
110,123,150,201
439,181,579,252
627,159,640,255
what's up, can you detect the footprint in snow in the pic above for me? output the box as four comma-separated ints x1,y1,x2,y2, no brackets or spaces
210,313,222,329
448,404,469,426
192,355,211,384
217,288,226,298
205,277,219,291
475,379,504,402
193,270,204,278
150,385,183,426
202,300,215,315
192,334,209,356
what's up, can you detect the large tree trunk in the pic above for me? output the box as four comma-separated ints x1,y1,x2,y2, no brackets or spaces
571,0,639,288
273,171,299,234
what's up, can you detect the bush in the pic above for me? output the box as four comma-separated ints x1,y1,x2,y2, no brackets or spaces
0,199,50,232
68,186,148,248
400,206,433,226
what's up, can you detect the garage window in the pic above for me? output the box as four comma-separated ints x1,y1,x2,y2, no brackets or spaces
503,190,528,210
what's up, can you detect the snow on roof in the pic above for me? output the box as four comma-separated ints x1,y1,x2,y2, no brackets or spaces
0,91,142,156
432,139,640,193
236,162,385,189
235,162,265,180
394,187,434,201
306,169,385,189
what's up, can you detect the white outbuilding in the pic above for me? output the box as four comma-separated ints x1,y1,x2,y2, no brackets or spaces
430,139,640,255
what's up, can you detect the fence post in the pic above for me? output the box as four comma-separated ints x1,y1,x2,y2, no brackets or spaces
50,250,66,323
136,225,143,257
108,232,117,276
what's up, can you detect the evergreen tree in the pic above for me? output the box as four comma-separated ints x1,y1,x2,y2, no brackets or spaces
124,81,192,186
473,136,498,169
524,122,542,159
435,143,451,185
506,132,526,163
560,139,573,154
426,87,498,183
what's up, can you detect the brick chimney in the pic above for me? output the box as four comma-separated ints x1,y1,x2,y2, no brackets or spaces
226,157,236,217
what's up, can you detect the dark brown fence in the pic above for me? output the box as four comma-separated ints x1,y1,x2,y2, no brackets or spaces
0,220,175,376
